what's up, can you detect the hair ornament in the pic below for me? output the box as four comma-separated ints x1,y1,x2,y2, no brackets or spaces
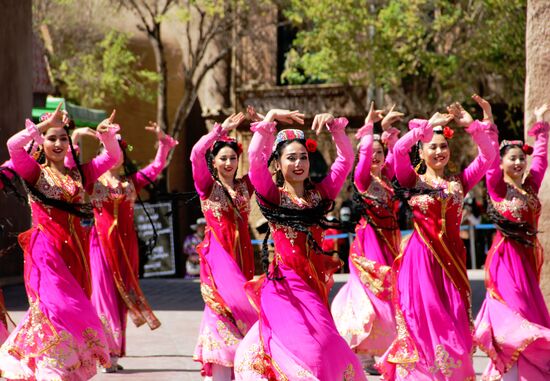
272,129,305,152
212,135,242,155
443,126,454,139
499,139,523,150
305,138,317,153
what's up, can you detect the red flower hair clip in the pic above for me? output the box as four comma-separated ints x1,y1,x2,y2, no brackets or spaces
305,138,318,153
522,144,534,155
236,142,243,155
443,126,454,139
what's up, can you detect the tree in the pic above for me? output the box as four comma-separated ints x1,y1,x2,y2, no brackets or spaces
283,0,526,120
117,0,258,163
33,0,158,108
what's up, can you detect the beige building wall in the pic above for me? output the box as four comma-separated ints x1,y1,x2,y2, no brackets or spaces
525,1,550,307
0,1,33,281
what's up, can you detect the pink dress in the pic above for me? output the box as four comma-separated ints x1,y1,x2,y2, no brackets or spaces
0,120,121,380
234,119,368,381
89,135,176,358
378,119,497,381
0,289,9,345
332,124,400,356
191,123,258,377
474,121,550,380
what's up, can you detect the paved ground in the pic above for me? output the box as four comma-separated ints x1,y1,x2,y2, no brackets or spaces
2,272,490,380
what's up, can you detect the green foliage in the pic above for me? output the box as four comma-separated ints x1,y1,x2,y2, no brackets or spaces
34,0,158,108
283,0,526,114
54,31,158,108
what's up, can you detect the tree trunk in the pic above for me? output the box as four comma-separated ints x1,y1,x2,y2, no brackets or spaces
148,25,169,133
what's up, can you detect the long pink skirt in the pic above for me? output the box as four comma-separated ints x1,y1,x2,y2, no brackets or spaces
474,237,550,380
234,263,368,380
378,233,475,380
0,229,110,381
193,231,258,376
331,223,396,356
89,227,127,357
0,321,8,345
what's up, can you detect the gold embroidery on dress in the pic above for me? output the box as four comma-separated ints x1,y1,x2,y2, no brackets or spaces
91,175,136,209
408,175,464,217
216,320,240,346
197,327,221,352
343,363,356,380
200,284,233,320
428,344,462,377
201,180,250,222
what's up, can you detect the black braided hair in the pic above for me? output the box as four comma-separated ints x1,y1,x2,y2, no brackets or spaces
0,167,27,203
205,140,242,215
486,199,537,247
255,191,339,280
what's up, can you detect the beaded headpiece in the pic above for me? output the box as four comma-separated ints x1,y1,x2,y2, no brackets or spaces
499,140,533,155
212,135,242,155
272,129,305,151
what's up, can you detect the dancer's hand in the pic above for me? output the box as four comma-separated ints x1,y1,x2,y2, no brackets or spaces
534,104,550,123
145,121,168,140
429,111,455,128
264,109,305,125
247,105,265,122
446,103,472,128
381,104,404,131
37,102,65,132
97,110,119,134
364,101,385,125
71,127,97,143
472,94,494,124
222,112,246,132
311,113,335,135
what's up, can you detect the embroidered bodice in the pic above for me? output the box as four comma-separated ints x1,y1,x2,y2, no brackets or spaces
200,179,251,224
91,174,137,210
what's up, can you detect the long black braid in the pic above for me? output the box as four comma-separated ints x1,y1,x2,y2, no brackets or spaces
0,167,27,203
486,200,538,247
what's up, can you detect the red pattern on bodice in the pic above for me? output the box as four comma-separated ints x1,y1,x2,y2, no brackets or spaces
200,179,254,279
270,188,341,306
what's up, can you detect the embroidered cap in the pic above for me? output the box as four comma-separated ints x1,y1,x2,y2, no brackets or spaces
499,139,523,150
273,129,305,151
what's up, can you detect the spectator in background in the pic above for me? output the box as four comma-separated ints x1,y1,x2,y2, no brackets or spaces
322,214,346,271
183,217,206,278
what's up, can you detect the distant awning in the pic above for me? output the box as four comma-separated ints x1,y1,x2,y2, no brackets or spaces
32,96,107,127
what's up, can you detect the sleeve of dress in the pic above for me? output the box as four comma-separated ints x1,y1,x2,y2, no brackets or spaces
354,122,374,193
132,134,178,192
248,121,279,203
483,123,507,201
382,127,399,180
393,119,433,188
319,117,354,200
460,120,499,194
82,127,122,191
242,173,254,195
64,144,79,169
190,123,226,198
6,119,43,184
526,121,549,192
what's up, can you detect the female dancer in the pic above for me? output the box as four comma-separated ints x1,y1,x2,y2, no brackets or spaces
191,113,258,380
234,109,367,380
474,99,550,380
331,103,402,371
0,104,121,379
378,102,497,380
89,121,177,372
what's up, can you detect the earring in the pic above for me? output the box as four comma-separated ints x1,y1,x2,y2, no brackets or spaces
414,159,424,173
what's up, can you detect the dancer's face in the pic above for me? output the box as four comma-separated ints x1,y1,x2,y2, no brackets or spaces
419,134,450,172
43,127,69,164
213,146,238,179
501,146,526,181
277,141,310,185
371,140,385,172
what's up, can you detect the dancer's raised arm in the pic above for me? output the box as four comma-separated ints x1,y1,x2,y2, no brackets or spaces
527,104,550,191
